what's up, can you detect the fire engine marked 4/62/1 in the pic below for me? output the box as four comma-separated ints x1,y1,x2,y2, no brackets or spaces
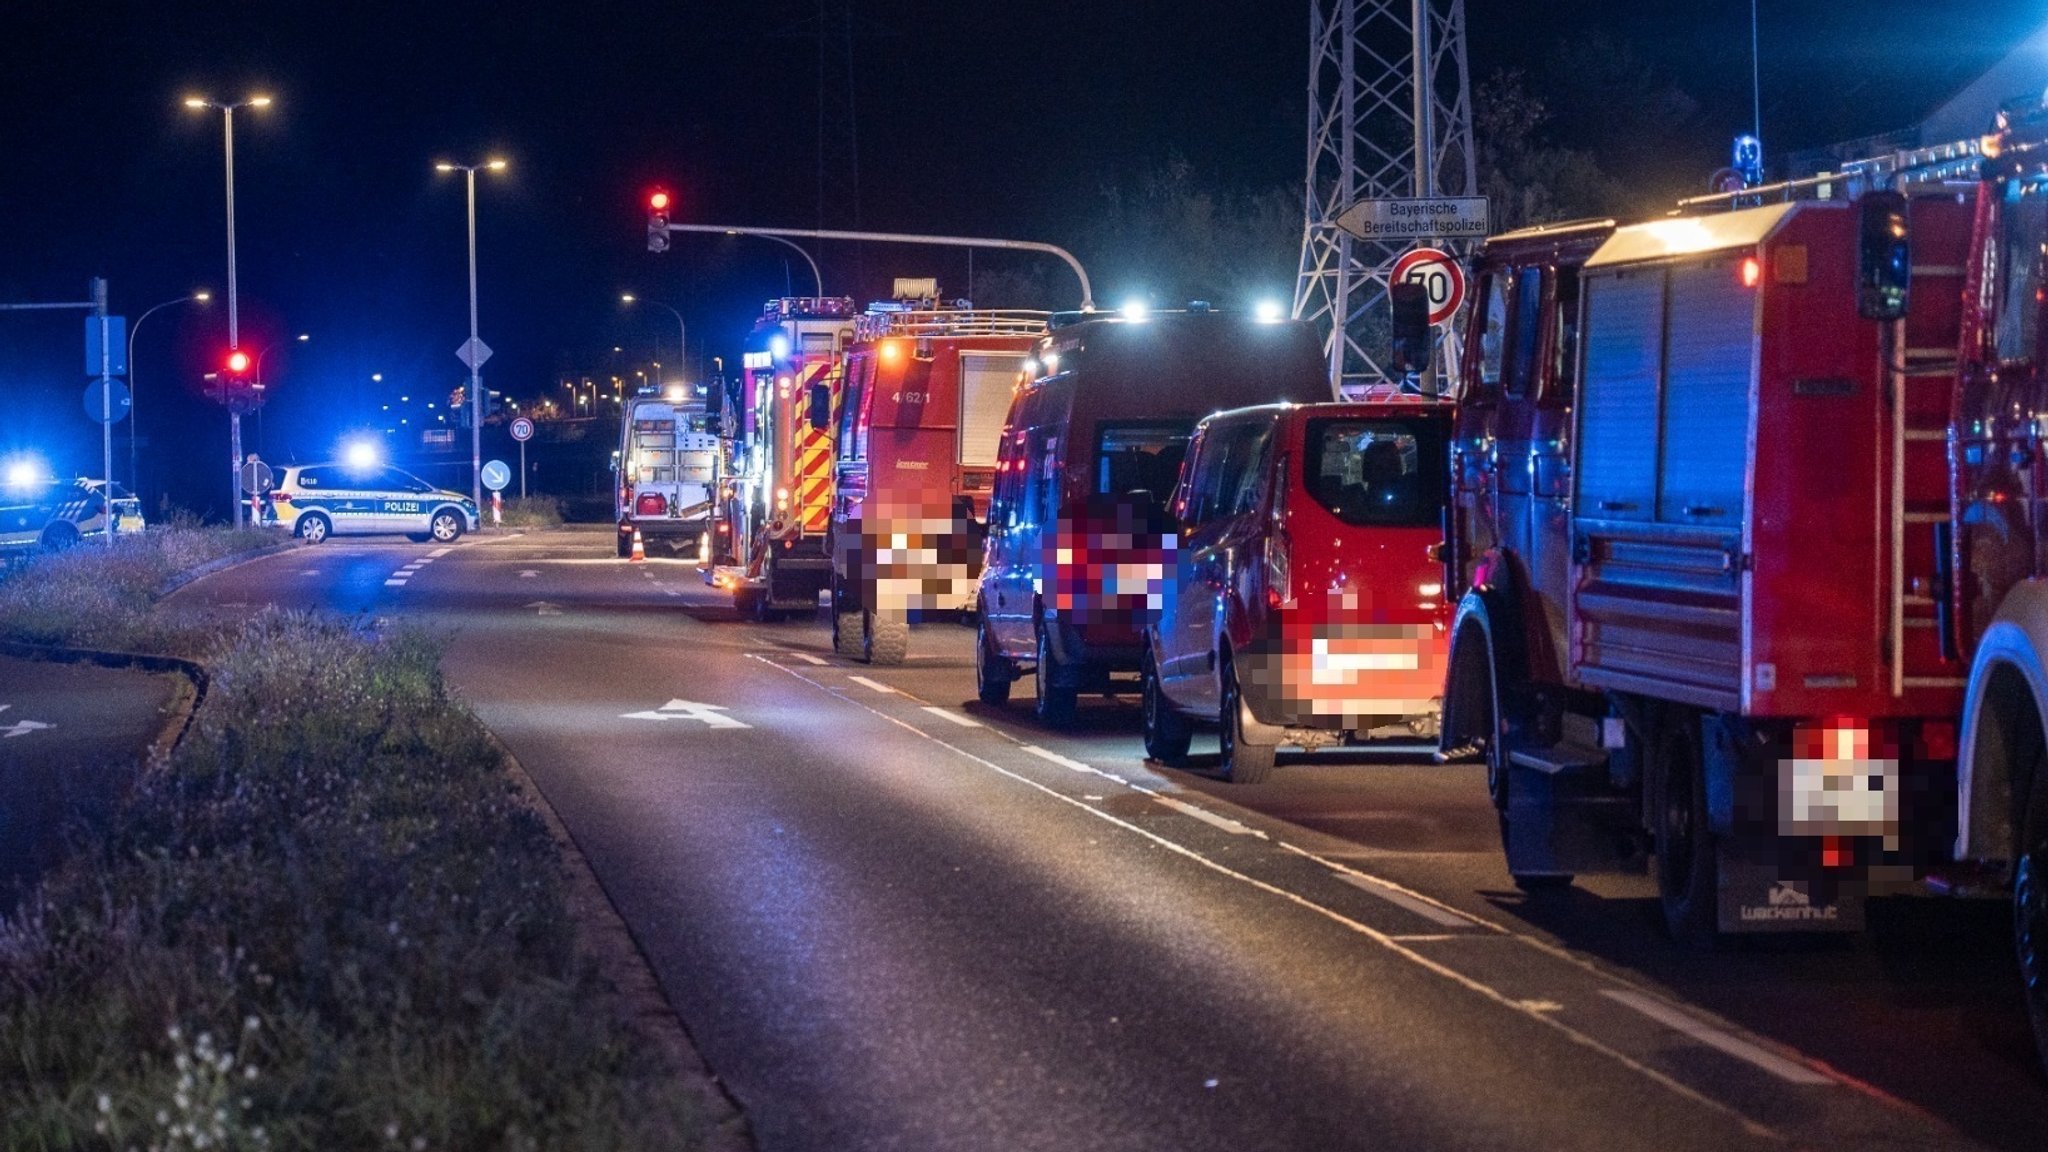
743,651,1891,1140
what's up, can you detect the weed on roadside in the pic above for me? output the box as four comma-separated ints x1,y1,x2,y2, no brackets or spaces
0,610,707,1149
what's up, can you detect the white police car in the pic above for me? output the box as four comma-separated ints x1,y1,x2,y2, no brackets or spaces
268,463,478,544
0,478,146,552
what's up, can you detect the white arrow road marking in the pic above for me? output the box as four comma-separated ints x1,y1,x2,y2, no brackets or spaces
524,601,562,616
3,719,54,738
618,699,750,729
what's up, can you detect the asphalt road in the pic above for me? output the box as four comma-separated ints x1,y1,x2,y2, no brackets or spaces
166,526,2043,1151
0,654,178,906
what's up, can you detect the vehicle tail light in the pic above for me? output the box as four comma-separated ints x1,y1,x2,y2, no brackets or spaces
1266,531,1294,611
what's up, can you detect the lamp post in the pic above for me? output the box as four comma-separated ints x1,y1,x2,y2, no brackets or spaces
125,290,210,501
620,294,686,381
434,157,508,506
185,93,271,527
254,333,309,453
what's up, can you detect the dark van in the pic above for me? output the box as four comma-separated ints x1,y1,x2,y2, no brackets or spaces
1142,400,1453,782
975,309,1331,725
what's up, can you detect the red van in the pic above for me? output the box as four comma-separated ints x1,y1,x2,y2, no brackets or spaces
1141,401,1453,781
975,309,1331,725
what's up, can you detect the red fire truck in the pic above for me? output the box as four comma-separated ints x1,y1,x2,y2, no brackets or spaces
704,296,857,618
826,291,1047,663
1440,174,1945,942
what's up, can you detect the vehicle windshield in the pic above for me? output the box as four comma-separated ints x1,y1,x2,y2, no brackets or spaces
1096,421,1192,497
1303,417,1447,528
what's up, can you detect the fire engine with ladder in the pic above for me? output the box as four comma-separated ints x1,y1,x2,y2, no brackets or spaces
704,295,857,618
1442,94,2048,1067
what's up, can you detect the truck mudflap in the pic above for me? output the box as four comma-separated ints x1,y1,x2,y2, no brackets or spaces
1502,754,1648,880
1715,847,1867,933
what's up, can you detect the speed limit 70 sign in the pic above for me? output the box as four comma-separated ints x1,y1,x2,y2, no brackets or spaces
1390,247,1466,326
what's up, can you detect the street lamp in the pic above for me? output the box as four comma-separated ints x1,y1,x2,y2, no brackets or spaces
434,156,508,505
254,333,309,453
126,289,210,500
722,230,824,296
185,92,271,526
620,293,687,380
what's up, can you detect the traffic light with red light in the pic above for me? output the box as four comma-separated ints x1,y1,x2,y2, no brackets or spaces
647,190,671,253
225,349,251,376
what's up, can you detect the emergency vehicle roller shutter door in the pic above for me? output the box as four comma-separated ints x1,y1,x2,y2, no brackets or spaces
795,359,842,533
1657,263,1755,527
958,353,1024,467
1577,270,1663,522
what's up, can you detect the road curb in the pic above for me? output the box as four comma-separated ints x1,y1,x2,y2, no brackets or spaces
0,641,210,753
157,538,300,599
485,730,756,1152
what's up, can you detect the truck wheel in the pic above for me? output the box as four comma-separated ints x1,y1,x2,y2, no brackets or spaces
975,616,1012,706
1486,662,1573,892
1033,622,1078,728
1218,654,1276,784
831,578,863,658
2015,773,2048,1075
1654,713,1718,947
1141,649,1191,765
863,608,908,665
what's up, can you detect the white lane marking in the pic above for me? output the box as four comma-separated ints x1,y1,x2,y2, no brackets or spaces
1333,872,1478,929
397,566,423,575
1278,842,1496,937
384,578,408,587
747,653,1793,1138
299,569,319,577
790,653,828,666
524,601,562,616
847,675,895,694
518,570,539,579
429,547,453,558
2,719,54,738
920,706,982,728
1600,990,1833,1086
1021,744,1095,773
1153,795,1263,838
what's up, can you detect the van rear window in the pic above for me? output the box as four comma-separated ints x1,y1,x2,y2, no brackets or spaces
1096,422,1192,497
1303,418,1446,528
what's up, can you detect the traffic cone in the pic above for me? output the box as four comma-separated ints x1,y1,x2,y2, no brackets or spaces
629,528,646,563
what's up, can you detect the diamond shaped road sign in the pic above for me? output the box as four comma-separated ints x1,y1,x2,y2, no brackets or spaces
456,336,493,370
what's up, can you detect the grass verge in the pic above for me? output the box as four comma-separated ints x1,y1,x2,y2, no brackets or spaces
0,535,711,1149
495,497,565,531
0,522,277,652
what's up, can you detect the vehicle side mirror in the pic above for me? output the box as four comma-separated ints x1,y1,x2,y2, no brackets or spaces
1857,190,1910,322
808,381,832,432
1390,281,1432,379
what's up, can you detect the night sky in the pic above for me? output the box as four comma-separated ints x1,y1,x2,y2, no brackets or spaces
0,1,2034,516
